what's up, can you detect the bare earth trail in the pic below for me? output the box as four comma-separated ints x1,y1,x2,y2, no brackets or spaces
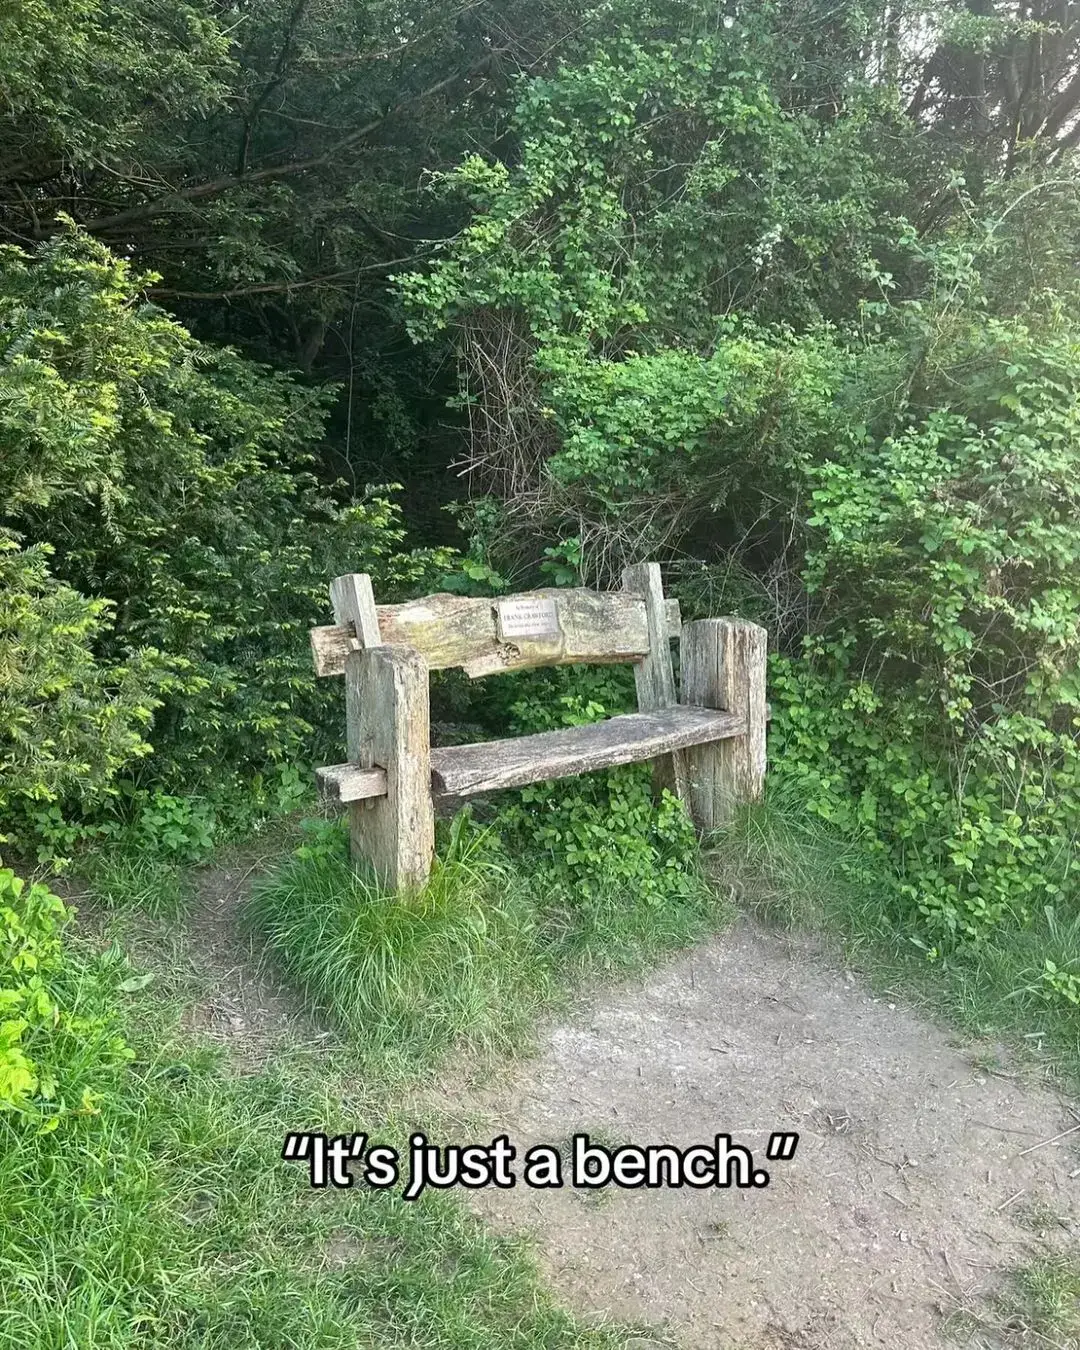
165,857,1078,1350
441,923,1080,1350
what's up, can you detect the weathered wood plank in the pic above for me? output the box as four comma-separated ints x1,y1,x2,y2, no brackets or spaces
316,762,388,803
311,589,682,678
621,562,689,805
428,705,745,803
680,618,768,830
331,573,381,647
332,571,385,833
346,644,434,890
312,708,774,807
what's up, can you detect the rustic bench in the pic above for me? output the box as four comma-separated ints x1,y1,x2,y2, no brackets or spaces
310,563,767,890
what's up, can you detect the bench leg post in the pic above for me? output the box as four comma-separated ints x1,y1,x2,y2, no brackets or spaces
622,562,690,805
345,644,434,891
680,618,767,831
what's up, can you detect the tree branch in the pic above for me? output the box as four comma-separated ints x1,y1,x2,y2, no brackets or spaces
145,254,423,301
905,57,936,119
237,0,310,176
66,58,497,240
299,1,488,69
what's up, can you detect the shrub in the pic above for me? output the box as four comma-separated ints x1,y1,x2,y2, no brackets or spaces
0,868,131,1124
0,538,164,842
0,229,453,856
771,313,1080,943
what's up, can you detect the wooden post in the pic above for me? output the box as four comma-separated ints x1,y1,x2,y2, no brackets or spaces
622,562,689,805
680,618,767,831
345,644,435,890
332,571,382,837
331,572,381,648
331,572,434,890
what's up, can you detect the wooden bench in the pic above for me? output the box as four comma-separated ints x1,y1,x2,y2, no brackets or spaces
311,563,767,890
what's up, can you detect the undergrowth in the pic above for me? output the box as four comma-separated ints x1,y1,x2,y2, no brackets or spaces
79,851,193,921
0,876,630,1350
944,1249,1080,1346
998,1250,1080,1343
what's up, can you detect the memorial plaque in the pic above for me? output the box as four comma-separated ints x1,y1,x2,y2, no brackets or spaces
495,596,562,642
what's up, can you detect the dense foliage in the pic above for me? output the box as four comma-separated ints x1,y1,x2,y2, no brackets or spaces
481,665,703,908
775,305,1080,942
5,0,1080,956
1,231,449,860
399,2,1080,961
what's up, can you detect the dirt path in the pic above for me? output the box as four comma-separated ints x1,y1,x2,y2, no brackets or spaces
112,859,1079,1349
441,922,1080,1350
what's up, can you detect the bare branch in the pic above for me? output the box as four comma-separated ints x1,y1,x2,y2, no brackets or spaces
237,0,311,176
145,254,426,301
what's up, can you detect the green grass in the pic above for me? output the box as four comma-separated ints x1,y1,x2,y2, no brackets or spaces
242,818,551,1079
0,794,731,1347
1002,1251,1080,1342
535,856,727,981
0,929,632,1350
80,849,192,920
31,774,1080,1350
944,1250,1080,1346
243,814,731,1081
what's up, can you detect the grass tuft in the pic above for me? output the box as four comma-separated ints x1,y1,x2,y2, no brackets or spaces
535,862,729,981
242,818,549,1078
81,849,192,920
1003,1250,1080,1340
244,812,732,1079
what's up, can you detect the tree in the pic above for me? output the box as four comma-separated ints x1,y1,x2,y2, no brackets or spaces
1,229,449,850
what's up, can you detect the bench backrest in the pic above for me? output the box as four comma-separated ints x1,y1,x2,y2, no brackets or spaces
310,574,681,681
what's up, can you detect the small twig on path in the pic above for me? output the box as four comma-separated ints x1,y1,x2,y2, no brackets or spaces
1017,1121,1080,1157
941,1247,967,1297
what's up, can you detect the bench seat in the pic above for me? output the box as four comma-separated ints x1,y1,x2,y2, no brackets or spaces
315,702,745,804
317,704,746,807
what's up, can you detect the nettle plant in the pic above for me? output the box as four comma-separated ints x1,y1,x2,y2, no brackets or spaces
771,313,1080,944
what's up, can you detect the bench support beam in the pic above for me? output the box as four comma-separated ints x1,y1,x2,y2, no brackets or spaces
680,618,768,830
622,562,689,806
